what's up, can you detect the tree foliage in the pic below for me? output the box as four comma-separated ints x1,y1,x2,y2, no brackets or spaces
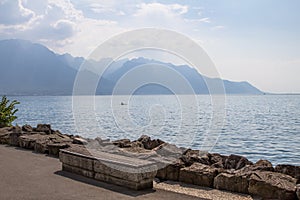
0,96,20,127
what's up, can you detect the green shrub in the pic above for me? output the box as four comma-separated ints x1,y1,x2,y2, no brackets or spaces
0,96,20,127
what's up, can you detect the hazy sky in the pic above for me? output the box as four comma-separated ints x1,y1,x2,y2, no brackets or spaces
0,0,299,93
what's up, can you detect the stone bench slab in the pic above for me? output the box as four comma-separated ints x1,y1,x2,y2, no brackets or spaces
59,149,157,190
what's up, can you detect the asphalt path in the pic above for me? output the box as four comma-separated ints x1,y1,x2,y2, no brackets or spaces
0,145,205,200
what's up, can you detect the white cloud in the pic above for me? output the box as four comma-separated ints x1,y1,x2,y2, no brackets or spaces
134,3,188,17
185,17,211,23
0,0,35,25
51,19,77,39
58,19,123,57
0,0,122,56
21,0,48,15
88,3,115,14
24,0,82,40
70,0,135,18
170,4,189,15
0,1,214,58
126,2,191,32
47,0,82,21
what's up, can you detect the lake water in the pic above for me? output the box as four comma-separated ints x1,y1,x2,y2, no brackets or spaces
11,95,300,165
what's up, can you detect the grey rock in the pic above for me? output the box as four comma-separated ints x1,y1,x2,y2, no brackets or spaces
34,140,49,154
36,124,52,134
156,159,185,181
248,171,297,200
18,135,36,149
47,143,69,157
181,149,210,166
253,159,274,171
224,154,253,170
179,163,218,187
138,135,164,150
0,128,11,144
73,137,88,145
209,153,227,168
153,143,184,159
8,126,22,146
275,164,300,181
237,159,274,175
214,172,249,194
113,139,131,148
22,124,33,132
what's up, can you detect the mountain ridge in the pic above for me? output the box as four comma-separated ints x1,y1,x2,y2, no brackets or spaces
0,39,263,95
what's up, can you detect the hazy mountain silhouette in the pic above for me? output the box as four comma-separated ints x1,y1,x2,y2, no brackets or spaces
0,39,263,95
98,57,262,95
0,39,77,95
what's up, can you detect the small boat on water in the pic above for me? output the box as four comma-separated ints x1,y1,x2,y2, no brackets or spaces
120,102,127,105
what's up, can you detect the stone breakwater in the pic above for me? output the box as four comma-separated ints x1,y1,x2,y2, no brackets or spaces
0,124,300,199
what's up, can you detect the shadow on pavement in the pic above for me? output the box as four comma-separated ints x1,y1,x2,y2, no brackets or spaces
54,170,156,197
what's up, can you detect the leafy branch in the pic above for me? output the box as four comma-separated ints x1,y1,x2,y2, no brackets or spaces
0,96,20,127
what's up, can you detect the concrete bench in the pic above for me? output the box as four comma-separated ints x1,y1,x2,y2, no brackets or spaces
59,149,157,190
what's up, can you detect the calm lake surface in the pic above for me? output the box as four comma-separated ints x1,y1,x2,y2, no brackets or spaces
12,95,300,165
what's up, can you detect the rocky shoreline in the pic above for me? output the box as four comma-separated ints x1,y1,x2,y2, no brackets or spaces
0,124,299,200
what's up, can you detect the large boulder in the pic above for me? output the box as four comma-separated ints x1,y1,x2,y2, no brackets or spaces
47,143,70,157
112,139,131,148
94,137,110,144
34,140,49,154
156,159,185,181
73,137,88,145
22,125,33,133
51,131,73,143
65,144,92,156
209,154,253,170
275,164,300,182
153,143,185,159
18,132,73,154
180,149,210,166
0,127,11,144
237,159,274,175
214,172,249,194
296,184,300,200
121,141,150,153
35,124,52,134
18,134,50,153
18,135,36,149
138,135,164,150
213,159,277,195
0,126,12,134
209,153,228,168
0,133,9,144
248,171,297,200
224,154,253,170
8,126,22,146
179,163,218,187
253,159,274,171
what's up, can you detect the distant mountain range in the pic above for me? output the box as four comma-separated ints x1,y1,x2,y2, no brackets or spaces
0,39,263,95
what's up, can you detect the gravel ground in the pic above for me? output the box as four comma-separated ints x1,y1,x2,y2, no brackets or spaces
154,180,261,200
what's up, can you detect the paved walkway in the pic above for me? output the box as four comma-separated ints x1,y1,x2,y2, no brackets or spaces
0,145,204,200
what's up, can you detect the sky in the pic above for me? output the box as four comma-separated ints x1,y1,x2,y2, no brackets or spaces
0,0,299,93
